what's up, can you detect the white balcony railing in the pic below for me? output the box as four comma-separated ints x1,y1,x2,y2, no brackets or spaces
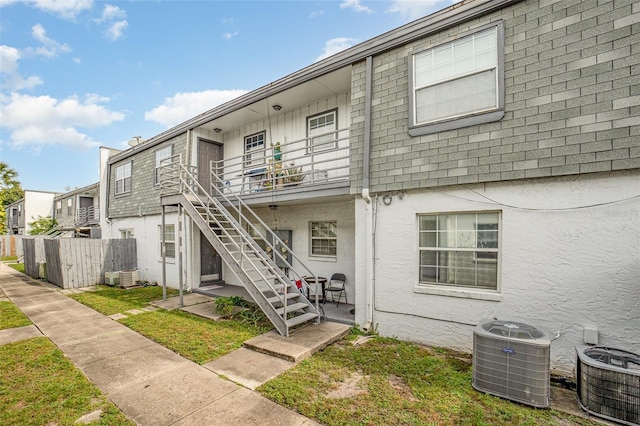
213,128,350,195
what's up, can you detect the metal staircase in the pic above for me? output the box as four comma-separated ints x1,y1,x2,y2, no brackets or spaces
159,155,321,337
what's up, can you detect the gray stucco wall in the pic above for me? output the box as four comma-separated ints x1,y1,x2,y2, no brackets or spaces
350,0,639,193
109,133,187,218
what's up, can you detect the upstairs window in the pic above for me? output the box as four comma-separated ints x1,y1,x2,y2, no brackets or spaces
418,212,500,290
67,198,73,215
56,201,62,216
410,23,504,135
155,145,173,185
307,109,337,153
115,162,132,195
244,131,265,167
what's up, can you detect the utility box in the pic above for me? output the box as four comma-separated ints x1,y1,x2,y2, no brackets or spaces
119,269,139,288
271,230,292,268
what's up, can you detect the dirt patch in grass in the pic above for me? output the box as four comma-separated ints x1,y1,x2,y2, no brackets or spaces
326,371,368,399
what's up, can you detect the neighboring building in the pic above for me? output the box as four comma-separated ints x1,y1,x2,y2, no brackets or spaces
5,190,58,235
53,183,101,237
101,0,639,372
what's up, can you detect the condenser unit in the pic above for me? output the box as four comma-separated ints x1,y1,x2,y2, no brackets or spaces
473,319,551,408
576,346,640,425
119,269,139,288
104,272,119,286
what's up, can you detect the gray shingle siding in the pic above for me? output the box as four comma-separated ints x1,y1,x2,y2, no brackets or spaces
350,0,639,194
108,134,186,218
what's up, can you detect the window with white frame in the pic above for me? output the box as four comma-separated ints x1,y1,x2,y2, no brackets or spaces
418,212,499,290
154,145,173,185
307,109,337,153
310,221,337,257
67,198,73,215
115,162,132,195
56,201,62,216
410,23,503,135
244,132,265,166
120,229,134,239
159,224,175,259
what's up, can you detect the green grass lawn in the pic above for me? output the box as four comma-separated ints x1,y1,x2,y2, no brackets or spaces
70,286,271,365
257,335,598,426
7,263,24,273
0,301,32,330
68,285,178,315
67,287,595,426
0,337,133,426
1,255,18,261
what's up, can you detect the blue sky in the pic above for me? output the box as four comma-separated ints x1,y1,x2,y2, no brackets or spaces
1,0,451,193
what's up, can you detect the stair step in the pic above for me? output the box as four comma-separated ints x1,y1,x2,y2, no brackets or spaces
285,312,318,328
275,302,309,315
267,292,299,305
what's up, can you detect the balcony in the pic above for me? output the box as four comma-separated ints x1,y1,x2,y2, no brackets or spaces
214,128,350,202
77,205,100,225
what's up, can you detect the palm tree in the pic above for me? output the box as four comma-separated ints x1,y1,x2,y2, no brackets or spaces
0,162,20,191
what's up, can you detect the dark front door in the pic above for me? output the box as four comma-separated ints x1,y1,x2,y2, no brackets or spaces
198,138,224,282
198,138,222,195
201,232,222,281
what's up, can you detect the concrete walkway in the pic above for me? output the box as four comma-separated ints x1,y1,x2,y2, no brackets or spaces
0,263,321,426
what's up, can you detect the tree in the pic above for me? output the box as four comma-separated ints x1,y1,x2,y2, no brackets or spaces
0,162,25,234
28,215,57,235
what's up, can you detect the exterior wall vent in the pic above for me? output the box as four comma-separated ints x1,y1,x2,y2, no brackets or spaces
576,346,640,425
472,319,551,408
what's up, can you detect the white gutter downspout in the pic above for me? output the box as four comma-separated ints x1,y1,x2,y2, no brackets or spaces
362,56,374,331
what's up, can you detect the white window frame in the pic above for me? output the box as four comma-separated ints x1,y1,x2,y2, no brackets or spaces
159,224,176,259
309,221,337,257
120,229,134,239
154,145,173,185
307,109,338,154
67,198,73,215
244,131,266,167
409,22,505,136
418,211,500,291
115,162,132,195
55,201,62,216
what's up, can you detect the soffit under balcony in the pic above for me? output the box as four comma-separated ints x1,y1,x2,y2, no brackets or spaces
199,66,352,134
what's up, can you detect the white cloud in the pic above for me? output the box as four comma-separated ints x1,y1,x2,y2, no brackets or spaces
104,20,127,41
29,0,93,20
309,10,324,19
0,92,125,149
340,0,374,14
316,37,358,62
95,4,125,23
387,0,449,21
221,31,238,40
29,23,72,58
0,45,43,90
145,89,248,128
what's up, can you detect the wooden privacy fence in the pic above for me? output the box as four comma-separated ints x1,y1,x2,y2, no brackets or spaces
43,238,137,289
0,235,23,258
22,237,46,279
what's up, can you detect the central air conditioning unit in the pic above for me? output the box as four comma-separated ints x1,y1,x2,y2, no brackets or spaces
119,269,139,288
576,346,640,426
473,319,551,408
104,272,119,286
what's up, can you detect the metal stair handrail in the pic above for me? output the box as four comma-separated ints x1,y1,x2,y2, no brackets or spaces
207,160,321,298
159,155,303,313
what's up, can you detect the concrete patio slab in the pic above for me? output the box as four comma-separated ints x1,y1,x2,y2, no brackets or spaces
0,324,43,345
244,321,351,362
180,300,245,320
204,347,295,390
109,313,127,320
150,293,213,310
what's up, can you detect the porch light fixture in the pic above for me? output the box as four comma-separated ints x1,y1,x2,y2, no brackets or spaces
268,204,278,210
213,128,222,133
272,104,282,111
